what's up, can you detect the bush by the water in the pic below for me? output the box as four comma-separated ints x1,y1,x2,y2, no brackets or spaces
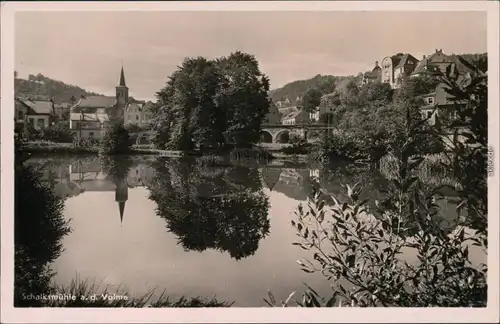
100,123,132,155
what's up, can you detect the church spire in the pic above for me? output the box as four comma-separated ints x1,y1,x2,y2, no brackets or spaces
118,201,126,225
119,66,126,87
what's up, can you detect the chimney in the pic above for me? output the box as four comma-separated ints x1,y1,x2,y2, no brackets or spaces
423,55,426,60
375,61,379,67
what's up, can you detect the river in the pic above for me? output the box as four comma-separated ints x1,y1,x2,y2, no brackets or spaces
23,154,482,307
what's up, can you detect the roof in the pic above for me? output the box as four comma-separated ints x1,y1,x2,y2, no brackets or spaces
75,96,117,108
126,101,145,111
18,99,54,115
70,112,98,121
321,92,337,99
394,54,410,69
119,66,127,87
420,104,436,110
412,51,472,76
283,110,302,120
278,106,299,115
70,111,110,123
364,69,381,79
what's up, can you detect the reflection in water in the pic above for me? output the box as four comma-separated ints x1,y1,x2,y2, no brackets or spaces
147,158,270,260
15,153,71,306
19,155,465,306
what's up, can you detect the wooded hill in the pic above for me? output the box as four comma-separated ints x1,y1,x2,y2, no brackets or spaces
14,73,103,104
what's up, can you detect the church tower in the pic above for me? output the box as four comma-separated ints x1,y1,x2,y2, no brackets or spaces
116,66,129,107
114,176,129,225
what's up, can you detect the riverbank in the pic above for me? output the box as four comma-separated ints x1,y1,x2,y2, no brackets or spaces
21,141,312,160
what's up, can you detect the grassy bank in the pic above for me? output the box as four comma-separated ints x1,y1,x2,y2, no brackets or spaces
18,278,233,308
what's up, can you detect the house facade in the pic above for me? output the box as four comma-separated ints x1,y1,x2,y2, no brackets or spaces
70,110,111,140
361,61,382,86
124,100,154,127
381,53,419,89
309,92,336,122
420,83,464,126
282,109,308,125
15,98,55,130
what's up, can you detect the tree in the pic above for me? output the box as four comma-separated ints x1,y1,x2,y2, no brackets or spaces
301,88,323,113
100,123,132,155
152,51,270,150
216,51,271,147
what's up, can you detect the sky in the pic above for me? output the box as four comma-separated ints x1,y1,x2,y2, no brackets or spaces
15,11,487,102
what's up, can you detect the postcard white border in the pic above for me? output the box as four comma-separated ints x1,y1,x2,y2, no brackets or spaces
1,1,499,323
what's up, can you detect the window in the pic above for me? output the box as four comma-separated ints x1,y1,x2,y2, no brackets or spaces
18,111,24,120
37,118,45,128
136,115,139,120
89,132,94,138
427,111,433,118
28,118,35,125
427,97,434,105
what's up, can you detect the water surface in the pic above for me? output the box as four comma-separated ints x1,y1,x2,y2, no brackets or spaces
25,155,479,306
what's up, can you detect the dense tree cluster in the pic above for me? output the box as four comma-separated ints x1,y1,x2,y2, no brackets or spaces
151,52,271,150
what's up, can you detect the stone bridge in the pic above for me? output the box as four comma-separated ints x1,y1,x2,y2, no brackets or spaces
260,123,335,143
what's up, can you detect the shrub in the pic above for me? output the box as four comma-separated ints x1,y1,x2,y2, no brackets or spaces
40,121,74,143
100,123,132,155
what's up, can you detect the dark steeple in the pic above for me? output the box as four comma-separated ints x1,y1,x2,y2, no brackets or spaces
115,176,128,226
119,66,126,87
116,65,129,108
118,201,126,225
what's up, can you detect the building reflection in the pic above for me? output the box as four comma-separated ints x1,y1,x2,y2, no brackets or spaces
27,156,462,232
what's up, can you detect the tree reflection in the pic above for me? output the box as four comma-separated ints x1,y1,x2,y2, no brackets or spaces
148,158,270,260
14,136,72,306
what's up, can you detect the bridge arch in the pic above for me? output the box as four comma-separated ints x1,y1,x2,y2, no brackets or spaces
259,130,273,143
275,130,290,143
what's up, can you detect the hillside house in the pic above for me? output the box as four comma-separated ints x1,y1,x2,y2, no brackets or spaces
420,83,466,126
282,109,308,125
309,93,337,122
361,61,382,86
15,98,55,130
381,53,419,89
411,49,474,84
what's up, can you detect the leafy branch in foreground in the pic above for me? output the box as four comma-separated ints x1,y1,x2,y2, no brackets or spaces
265,56,487,307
